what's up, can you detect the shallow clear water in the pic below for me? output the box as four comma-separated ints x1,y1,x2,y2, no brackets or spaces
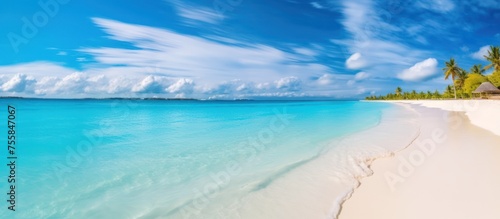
0,99,390,219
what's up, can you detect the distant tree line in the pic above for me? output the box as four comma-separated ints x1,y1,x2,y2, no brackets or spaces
366,46,500,100
365,87,453,100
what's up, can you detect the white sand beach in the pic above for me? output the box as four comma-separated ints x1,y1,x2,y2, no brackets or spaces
339,100,500,219
399,100,500,136
193,103,423,219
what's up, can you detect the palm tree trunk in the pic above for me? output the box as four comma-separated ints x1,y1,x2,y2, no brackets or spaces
453,85,457,99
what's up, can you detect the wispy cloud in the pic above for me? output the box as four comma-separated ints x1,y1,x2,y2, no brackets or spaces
345,52,366,69
317,74,335,85
415,0,455,13
0,61,75,76
275,76,301,91
170,1,223,24
0,18,357,98
166,78,195,97
354,71,369,80
85,18,308,83
460,0,500,15
471,45,490,60
397,58,438,82
177,6,222,24
310,2,324,9
335,0,433,82
293,47,318,57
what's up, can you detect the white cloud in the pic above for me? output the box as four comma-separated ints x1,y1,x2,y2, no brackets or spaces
354,72,369,81
177,7,221,24
471,45,490,60
171,1,223,24
275,77,301,91
85,75,111,93
0,18,362,99
132,75,168,93
0,61,75,76
236,84,247,92
311,2,324,9
166,78,195,94
79,18,334,96
54,73,89,94
34,77,58,95
340,0,399,42
356,87,367,95
317,74,334,85
397,58,438,81
416,0,455,12
1,74,36,93
346,53,366,69
205,80,256,95
293,47,317,56
336,0,432,80
106,77,134,94
85,18,301,84
255,82,271,90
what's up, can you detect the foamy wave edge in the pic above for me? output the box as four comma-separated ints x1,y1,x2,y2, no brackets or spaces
327,103,421,219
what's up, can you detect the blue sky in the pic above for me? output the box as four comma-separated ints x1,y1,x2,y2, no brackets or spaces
0,0,499,99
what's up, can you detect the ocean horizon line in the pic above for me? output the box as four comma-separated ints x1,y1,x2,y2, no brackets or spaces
0,96,361,101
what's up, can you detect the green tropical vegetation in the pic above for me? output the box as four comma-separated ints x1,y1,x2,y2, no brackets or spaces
463,74,488,94
470,64,485,75
443,58,460,99
484,46,500,71
366,45,500,100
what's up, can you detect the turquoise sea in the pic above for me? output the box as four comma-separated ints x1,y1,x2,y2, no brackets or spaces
0,99,390,219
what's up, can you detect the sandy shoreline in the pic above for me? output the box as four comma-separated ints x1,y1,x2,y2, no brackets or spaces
216,103,421,219
339,100,500,219
390,100,500,136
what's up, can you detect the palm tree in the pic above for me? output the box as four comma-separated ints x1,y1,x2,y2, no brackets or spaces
445,85,453,98
403,92,410,100
433,90,442,99
426,91,432,99
484,46,500,72
419,91,425,99
411,90,417,99
470,64,485,75
455,69,468,98
395,87,402,98
443,58,460,99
